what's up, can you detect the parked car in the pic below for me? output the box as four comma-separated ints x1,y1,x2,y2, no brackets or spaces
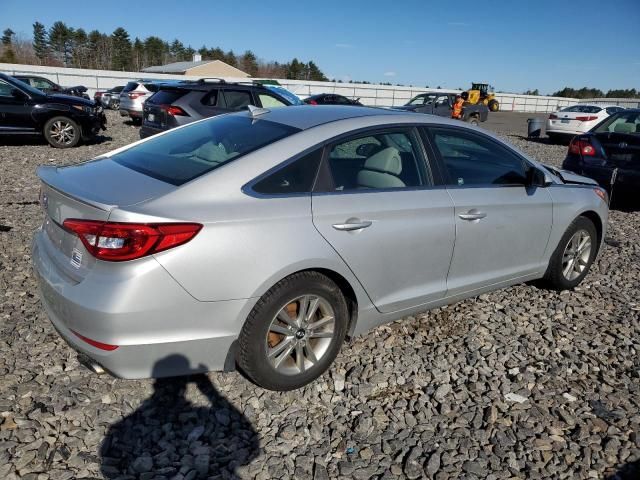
562,108,639,204
32,105,608,390
304,93,362,105
0,73,106,148
14,75,90,99
140,79,303,138
546,104,625,143
95,86,124,110
394,92,488,125
119,79,169,124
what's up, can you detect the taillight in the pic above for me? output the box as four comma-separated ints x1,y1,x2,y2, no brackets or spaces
569,138,596,156
95,92,104,97
575,116,598,121
128,92,146,99
62,220,202,262
160,104,188,116
308,100,318,105
71,330,119,351
549,114,557,119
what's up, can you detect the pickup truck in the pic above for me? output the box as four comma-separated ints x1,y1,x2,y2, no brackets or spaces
393,92,488,125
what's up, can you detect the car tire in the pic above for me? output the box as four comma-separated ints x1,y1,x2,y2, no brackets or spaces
237,271,349,391
488,100,499,112
544,216,598,290
43,116,81,148
466,115,480,126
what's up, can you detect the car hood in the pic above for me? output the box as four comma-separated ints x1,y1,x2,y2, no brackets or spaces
542,164,598,186
392,105,418,111
46,94,95,107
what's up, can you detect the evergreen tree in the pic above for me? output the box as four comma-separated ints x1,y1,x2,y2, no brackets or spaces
49,21,74,65
184,46,195,61
132,37,144,70
224,50,237,67
111,27,132,70
306,61,327,81
32,22,48,62
169,39,185,61
240,50,259,76
143,36,166,66
0,28,17,63
286,58,303,80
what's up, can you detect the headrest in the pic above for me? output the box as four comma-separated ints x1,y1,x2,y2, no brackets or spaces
363,147,402,175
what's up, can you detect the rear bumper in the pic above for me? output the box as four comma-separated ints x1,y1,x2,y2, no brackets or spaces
31,229,254,379
139,124,167,138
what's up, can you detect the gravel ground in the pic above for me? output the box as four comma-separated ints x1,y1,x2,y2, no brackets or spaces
1,111,638,480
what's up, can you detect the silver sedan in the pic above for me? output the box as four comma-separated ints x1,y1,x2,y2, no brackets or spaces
32,105,609,390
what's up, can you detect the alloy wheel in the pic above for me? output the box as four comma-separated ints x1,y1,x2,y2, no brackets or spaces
265,295,336,375
561,229,592,281
49,120,76,146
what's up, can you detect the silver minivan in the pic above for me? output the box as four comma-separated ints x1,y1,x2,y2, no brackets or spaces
32,106,609,390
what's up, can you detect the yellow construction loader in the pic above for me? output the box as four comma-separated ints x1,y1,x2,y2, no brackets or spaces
461,83,499,112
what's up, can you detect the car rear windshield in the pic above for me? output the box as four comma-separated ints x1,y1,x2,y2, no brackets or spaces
122,81,140,93
560,105,602,113
147,89,188,105
111,115,301,185
594,111,640,135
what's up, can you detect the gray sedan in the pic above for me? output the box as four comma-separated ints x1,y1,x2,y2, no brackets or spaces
32,106,609,390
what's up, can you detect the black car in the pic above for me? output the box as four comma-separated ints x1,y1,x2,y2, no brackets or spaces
562,109,640,203
14,75,90,100
0,73,106,148
139,80,303,138
393,92,488,125
303,93,362,105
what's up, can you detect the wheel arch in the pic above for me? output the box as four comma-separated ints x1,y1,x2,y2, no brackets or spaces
578,209,603,249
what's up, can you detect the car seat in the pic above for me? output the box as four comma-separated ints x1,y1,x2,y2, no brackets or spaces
356,147,405,189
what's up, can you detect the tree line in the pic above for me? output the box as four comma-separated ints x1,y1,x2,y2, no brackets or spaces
0,23,328,81
522,87,640,98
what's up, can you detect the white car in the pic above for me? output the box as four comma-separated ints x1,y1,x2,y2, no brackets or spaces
546,104,624,141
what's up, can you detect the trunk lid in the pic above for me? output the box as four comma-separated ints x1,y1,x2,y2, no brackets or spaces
143,88,189,129
594,132,640,163
37,160,176,281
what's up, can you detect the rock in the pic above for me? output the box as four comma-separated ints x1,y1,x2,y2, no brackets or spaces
505,393,528,404
132,456,153,473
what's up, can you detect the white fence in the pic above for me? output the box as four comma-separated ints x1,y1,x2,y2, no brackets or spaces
3,62,634,113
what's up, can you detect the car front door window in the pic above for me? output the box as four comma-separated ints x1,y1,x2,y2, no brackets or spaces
222,90,253,110
426,126,553,294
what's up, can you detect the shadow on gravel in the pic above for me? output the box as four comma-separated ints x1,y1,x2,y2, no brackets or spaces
510,134,556,145
606,460,640,479
0,136,48,146
100,354,259,479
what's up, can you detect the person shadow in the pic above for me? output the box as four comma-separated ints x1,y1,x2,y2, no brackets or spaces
99,354,260,479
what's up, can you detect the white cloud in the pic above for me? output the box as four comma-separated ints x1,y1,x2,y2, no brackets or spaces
384,71,397,77
335,43,354,48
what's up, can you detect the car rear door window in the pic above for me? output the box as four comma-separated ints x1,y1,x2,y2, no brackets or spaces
322,128,427,191
222,90,253,110
252,149,323,194
0,80,13,97
258,93,287,108
201,89,219,107
429,128,528,186
32,78,54,90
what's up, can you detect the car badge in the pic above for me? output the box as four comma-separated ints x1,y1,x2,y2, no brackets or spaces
618,142,627,149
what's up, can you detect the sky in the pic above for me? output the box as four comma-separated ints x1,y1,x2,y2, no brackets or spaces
2,0,639,94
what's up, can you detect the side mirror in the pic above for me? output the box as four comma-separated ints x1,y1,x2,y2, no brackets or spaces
526,167,550,187
11,88,27,100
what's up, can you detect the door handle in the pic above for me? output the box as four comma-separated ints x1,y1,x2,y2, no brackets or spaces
332,220,372,231
458,210,487,221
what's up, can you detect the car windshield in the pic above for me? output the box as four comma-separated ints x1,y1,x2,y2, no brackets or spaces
111,115,301,185
593,111,640,135
10,77,47,97
560,105,602,113
264,85,304,105
407,94,437,105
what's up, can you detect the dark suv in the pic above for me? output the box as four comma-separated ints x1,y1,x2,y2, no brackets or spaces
139,80,303,138
0,73,106,148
